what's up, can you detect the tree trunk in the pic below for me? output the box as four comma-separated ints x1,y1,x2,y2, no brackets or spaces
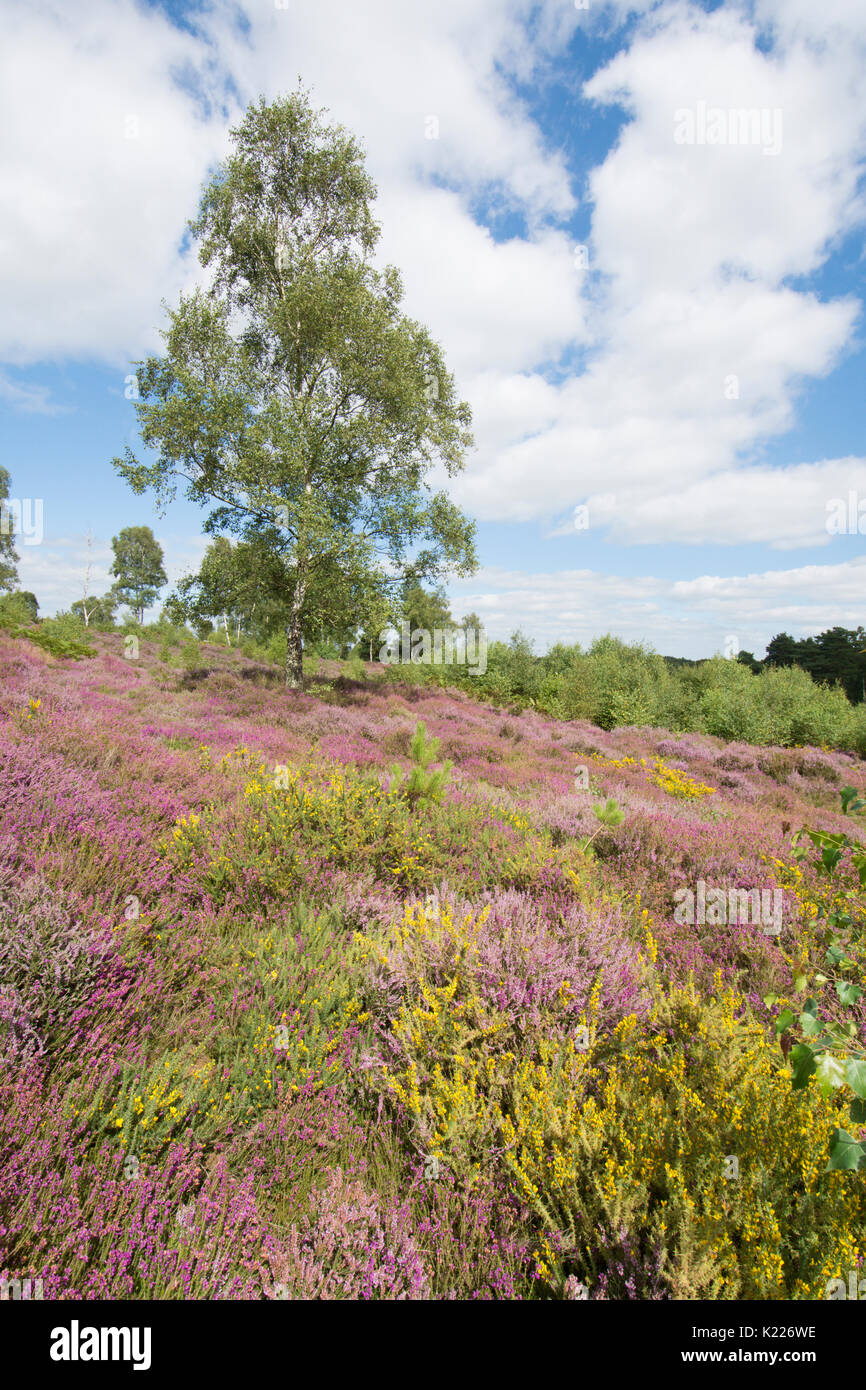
285,576,307,688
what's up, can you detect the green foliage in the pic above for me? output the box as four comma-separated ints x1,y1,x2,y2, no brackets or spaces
389,721,453,807
10,622,96,660
774,786,866,1168
0,466,19,592
576,798,626,857
411,631,866,755
767,625,866,704
0,591,38,628
109,526,167,623
399,582,454,636
70,593,116,629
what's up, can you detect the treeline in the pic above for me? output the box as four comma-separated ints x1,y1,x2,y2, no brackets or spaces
407,631,866,755
738,629,866,705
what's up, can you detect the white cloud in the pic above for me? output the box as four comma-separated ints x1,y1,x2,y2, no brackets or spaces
449,554,866,656
373,186,586,380
16,531,208,618
0,0,233,367
0,370,68,414
454,2,866,525
546,456,866,547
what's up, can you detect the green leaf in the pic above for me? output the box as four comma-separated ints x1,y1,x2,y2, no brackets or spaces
845,1059,866,1100
835,982,862,1007
815,1052,847,1097
840,786,865,816
789,1043,816,1090
774,1009,795,1033
792,973,808,994
825,1129,866,1171
799,1011,823,1037
850,1098,866,1124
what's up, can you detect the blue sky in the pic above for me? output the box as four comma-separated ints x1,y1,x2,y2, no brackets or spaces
2,0,864,657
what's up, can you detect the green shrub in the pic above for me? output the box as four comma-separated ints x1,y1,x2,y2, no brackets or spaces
0,592,39,628
507,977,866,1299
11,624,95,660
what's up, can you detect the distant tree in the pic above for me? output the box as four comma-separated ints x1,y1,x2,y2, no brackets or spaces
0,590,37,626
543,640,580,676
736,650,763,674
109,526,167,624
170,536,261,646
765,633,801,668
74,530,117,628
460,611,485,634
401,582,454,634
0,466,19,592
355,587,396,662
70,594,116,628
810,626,866,703
16,590,38,621
506,629,539,696
764,626,866,703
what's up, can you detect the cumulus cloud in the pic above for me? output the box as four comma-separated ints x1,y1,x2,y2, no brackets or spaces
546,457,866,547
449,554,866,657
0,0,233,368
452,2,866,530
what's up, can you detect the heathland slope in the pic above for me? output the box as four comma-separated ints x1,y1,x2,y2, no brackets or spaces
1,631,864,1299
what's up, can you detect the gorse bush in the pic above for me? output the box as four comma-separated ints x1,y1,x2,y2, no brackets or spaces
164,749,570,904
506,970,866,1300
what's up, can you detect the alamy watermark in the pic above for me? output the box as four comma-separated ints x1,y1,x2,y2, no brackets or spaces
825,1271,866,1299
0,497,43,545
49,1322,151,1370
826,491,866,536
379,624,487,676
1,1277,44,1300
674,102,783,156
674,880,783,936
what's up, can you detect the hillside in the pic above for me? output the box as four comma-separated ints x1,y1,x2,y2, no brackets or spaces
1,630,864,1299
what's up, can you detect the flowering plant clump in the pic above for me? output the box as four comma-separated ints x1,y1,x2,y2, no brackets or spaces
267,1166,430,1299
1,630,864,1300
650,759,716,800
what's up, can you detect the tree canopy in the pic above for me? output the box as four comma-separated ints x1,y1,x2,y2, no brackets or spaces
0,467,19,593
109,526,167,624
